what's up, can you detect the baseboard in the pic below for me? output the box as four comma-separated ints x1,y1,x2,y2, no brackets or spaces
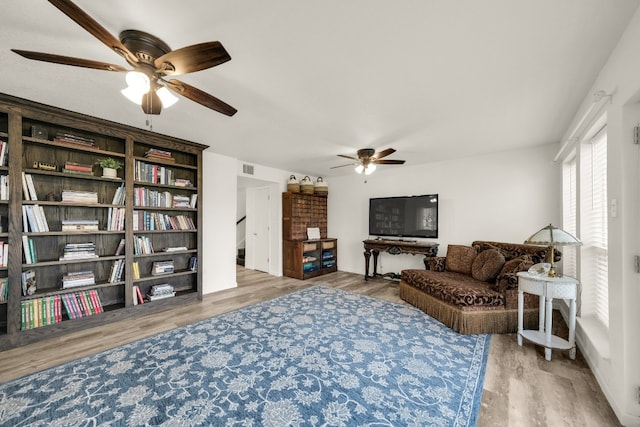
557,302,639,426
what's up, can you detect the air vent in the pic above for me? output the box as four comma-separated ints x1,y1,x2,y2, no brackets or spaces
242,164,255,175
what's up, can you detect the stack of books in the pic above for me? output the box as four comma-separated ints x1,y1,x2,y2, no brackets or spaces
144,148,175,163
61,270,95,289
53,132,96,148
59,242,97,260
174,178,192,187
172,195,190,208
62,190,98,204
147,283,175,301
61,219,99,231
151,260,174,276
62,161,93,176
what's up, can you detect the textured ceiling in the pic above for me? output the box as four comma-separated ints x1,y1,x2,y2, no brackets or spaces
1,0,638,176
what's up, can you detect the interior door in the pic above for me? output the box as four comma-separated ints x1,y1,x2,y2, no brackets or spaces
253,186,270,272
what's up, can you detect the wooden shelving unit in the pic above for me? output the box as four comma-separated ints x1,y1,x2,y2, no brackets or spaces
282,192,337,280
0,93,207,350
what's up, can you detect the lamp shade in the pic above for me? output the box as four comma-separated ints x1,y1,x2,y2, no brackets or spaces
525,224,582,246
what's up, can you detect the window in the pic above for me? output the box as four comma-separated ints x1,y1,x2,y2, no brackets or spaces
561,122,608,329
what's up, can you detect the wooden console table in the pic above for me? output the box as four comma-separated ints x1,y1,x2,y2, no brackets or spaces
363,239,439,280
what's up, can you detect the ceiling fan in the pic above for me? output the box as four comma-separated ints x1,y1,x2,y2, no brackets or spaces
333,148,406,175
11,0,236,116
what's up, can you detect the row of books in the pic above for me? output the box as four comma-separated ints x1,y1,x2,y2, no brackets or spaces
107,207,125,231
62,270,95,289
22,236,37,264
62,289,103,320
144,148,175,163
0,278,7,302
134,235,154,255
62,189,98,204
108,259,125,283
135,160,175,185
111,184,125,205
20,295,62,330
21,172,38,200
133,211,196,231
0,242,9,267
133,187,197,208
132,285,145,304
0,139,8,167
59,242,97,260
0,175,8,201
22,205,49,232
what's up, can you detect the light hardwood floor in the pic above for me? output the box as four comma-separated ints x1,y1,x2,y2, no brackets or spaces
0,267,621,426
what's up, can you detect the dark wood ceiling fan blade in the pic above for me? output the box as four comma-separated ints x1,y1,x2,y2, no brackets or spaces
48,0,136,61
372,148,396,159
374,159,406,165
155,42,231,75
337,154,359,161
11,49,128,72
141,91,162,115
330,163,357,169
166,79,237,116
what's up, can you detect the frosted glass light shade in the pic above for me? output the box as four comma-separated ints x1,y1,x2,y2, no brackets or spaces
355,164,364,174
125,71,150,93
525,224,581,246
365,164,376,175
121,86,144,105
156,86,178,108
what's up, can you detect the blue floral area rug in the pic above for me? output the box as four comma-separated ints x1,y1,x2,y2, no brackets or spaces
0,286,490,426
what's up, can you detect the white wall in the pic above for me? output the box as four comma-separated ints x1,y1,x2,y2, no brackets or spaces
201,150,238,294
328,144,561,276
559,6,640,425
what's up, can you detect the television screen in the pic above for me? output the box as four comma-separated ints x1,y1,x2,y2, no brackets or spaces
369,194,438,238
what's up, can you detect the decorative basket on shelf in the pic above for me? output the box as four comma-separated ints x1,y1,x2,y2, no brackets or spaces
314,177,328,195
300,176,314,194
287,175,300,193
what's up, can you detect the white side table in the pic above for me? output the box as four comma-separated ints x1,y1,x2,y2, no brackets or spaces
517,271,578,361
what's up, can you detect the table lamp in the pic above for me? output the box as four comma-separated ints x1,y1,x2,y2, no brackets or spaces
524,224,582,277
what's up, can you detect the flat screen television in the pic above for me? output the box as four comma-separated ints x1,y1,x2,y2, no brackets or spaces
369,194,438,239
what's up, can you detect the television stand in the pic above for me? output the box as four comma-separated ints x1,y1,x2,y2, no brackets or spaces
363,239,439,281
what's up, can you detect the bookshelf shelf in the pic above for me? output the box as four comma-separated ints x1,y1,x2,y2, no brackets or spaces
0,93,206,349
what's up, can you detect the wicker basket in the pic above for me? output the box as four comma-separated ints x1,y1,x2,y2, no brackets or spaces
314,177,328,195
286,175,300,193
300,176,314,194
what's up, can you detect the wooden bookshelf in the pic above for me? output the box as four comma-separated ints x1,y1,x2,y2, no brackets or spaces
0,93,207,350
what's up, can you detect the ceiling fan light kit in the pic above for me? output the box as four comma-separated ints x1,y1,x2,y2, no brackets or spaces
333,147,406,174
12,0,237,117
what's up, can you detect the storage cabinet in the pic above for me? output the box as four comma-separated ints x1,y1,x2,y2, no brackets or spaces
283,238,337,280
0,93,207,349
282,192,337,280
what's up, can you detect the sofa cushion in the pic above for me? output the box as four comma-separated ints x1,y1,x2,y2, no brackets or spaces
428,256,446,272
401,269,504,308
445,245,477,274
493,255,535,292
471,249,505,282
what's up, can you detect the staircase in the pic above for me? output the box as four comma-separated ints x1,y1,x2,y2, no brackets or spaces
236,248,245,266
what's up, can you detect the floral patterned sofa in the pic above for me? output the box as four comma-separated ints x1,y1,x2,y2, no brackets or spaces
399,241,559,334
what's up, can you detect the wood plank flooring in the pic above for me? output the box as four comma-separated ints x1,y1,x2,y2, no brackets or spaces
0,267,621,426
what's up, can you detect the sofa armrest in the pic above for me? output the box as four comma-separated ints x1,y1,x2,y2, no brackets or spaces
495,273,519,293
427,256,446,272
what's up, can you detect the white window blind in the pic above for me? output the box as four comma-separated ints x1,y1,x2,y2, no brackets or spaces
579,128,609,328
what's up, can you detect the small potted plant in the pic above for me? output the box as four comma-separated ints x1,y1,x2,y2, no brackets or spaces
95,157,123,179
